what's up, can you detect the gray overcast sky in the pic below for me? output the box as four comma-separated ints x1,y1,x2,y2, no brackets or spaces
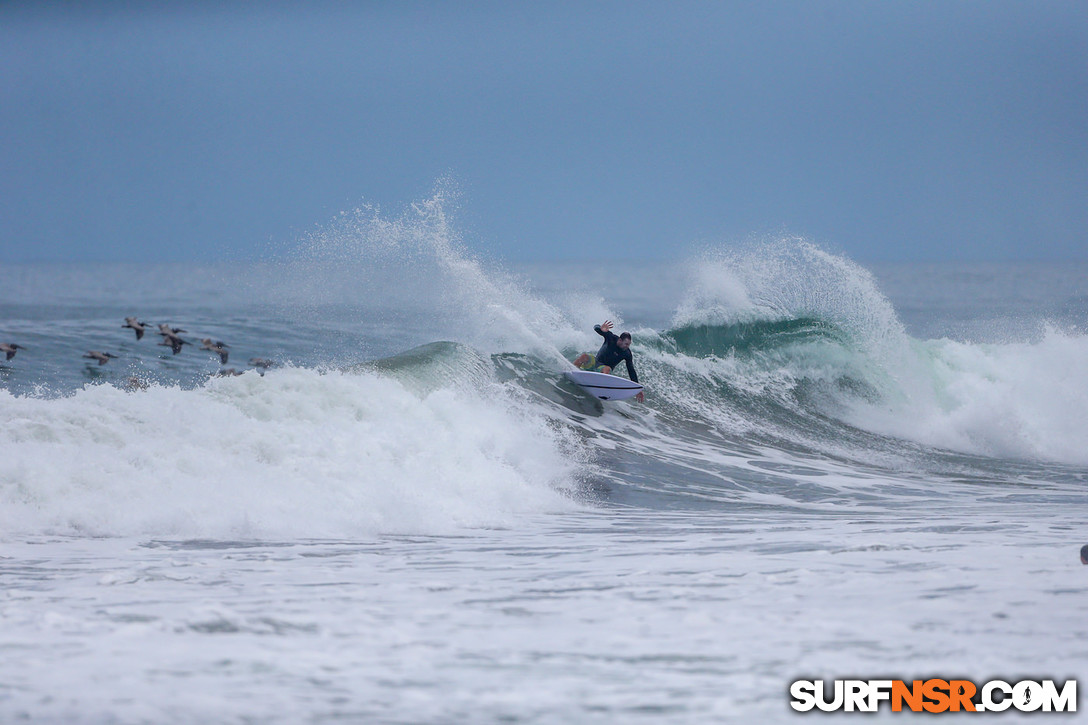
1,1,1085,263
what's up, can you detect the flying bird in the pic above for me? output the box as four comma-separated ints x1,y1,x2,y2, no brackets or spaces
158,331,189,355
0,343,23,361
122,317,152,340
200,339,230,365
83,351,119,365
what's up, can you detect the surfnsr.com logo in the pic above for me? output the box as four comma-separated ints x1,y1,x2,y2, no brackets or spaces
790,679,1077,713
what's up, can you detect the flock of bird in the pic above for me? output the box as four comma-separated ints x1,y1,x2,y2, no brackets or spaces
2,317,275,378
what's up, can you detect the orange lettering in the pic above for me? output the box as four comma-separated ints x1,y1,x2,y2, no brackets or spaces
922,679,950,713
892,680,924,712
948,680,977,712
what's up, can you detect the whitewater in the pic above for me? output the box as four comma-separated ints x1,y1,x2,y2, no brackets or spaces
2,197,1086,722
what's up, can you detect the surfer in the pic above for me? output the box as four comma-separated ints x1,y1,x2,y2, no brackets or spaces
1081,544,1088,565
573,320,643,402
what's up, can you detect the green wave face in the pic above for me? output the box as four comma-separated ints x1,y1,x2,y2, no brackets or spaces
364,314,898,474
660,318,845,358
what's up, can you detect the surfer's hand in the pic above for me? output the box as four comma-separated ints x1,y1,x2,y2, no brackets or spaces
636,391,644,403
600,320,613,332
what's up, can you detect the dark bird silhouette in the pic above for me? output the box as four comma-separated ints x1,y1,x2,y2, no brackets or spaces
83,351,119,366
122,317,152,340
157,323,187,335
158,331,189,355
0,343,23,361
124,375,150,391
200,339,230,365
249,358,274,370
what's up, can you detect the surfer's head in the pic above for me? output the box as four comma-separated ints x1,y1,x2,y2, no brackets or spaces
1081,544,1088,565
618,332,632,350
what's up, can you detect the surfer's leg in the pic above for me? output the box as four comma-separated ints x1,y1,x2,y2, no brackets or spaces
573,353,590,368
599,365,612,375
577,354,600,371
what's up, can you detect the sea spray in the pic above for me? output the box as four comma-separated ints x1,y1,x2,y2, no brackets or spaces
288,184,593,361
654,238,1088,466
842,327,1088,464
4,193,1086,515
0,366,585,538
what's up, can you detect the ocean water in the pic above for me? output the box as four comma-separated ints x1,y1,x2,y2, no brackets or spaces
2,201,1087,722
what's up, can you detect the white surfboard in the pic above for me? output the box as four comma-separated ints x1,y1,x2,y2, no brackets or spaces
564,369,643,401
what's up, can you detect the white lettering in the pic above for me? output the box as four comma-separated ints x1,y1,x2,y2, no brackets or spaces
845,680,869,712
1040,680,1077,712
867,680,893,711
982,680,1013,712
815,680,844,712
789,680,816,712
1014,681,1043,712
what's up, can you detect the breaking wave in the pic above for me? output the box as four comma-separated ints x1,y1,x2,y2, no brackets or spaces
2,193,1085,538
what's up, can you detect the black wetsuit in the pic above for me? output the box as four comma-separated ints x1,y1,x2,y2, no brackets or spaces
594,325,639,383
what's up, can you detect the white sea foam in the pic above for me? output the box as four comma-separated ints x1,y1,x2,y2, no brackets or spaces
845,327,1088,465
665,239,1088,466
0,367,584,538
2,224,1085,724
